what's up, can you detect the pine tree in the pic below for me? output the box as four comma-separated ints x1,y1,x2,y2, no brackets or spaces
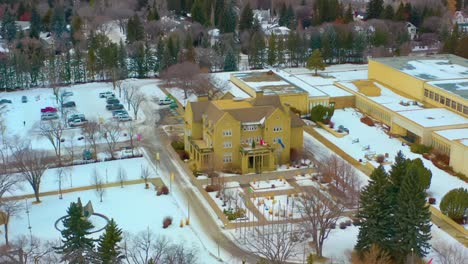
155,39,165,72
220,2,236,33
239,3,254,32
52,6,66,37
118,40,128,79
344,4,354,23
395,2,406,21
367,0,384,19
285,4,296,29
267,33,277,66
223,48,237,71
191,0,207,26
248,32,265,69
97,219,123,264
30,7,42,39
214,0,225,27
382,5,395,20
393,165,432,262
355,166,393,255
306,49,325,76
276,37,285,67
1,10,17,42
127,14,145,44
278,3,287,26
57,201,95,262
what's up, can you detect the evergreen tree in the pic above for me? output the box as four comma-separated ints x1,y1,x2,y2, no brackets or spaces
440,188,468,222
57,201,95,262
344,3,354,23
191,0,207,26
306,49,325,76
30,7,42,39
395,2,406,21
223,48,238,71
126,14,145,44
220,2,236,33
118,40,128,79
239,3,254,32
367,0,384,19
155,39,165,72
248,32,266,69
285,4,296,29
214,0,225,27
278,3,288,26
407,159,432,190
147,5,160,21
355,166,394,255
52,6,66,37
1,10,17,42
267,33,277,66
382,5,395,20
443,24,460,54
276,37,285,66
97,219,123,264
393,165,432,262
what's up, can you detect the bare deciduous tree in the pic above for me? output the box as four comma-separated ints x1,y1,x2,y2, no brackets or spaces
11,144,49,203
11,235,61,263
64,132,77,164
0,118,7,146
160,62,211,100
350,244,393,264
81,121,100,159
0,200,21,246
140,166,151,188
56,168,67,199
117,166,127,188
433,241,468,264
123,84,136,110
100,122,121,159
244,221,301,264
92,167,105,202
39,120,65,165
116,79,124,98
129,90,145,120
124,121,138,155
297,187,344,258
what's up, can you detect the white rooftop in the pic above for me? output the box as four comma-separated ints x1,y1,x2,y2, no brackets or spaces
460,139,468,146
427,79,468,100
210,72,251,99
435,128,468,141
397,108,468,128
275,70,328,97
314,85,353,97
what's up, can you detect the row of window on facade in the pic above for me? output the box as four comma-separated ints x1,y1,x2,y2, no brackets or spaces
224,136,283,148
431,138,450,155
424,89,468,115
356,98,391,124
222,126,283,136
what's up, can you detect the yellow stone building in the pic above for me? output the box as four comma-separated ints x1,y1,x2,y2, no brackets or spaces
184,95,305,174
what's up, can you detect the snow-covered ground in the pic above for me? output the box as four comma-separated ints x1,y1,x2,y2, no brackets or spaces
249,179,293,192
315,108,468,207
8,157,154,197
207,187,258,222
252,194,301,220
3,185,220,263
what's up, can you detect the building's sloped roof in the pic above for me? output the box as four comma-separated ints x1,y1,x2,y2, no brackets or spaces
289,110,306,127
205,102,225,123
226,106,276,123
189,101,210,122
251,95,282,107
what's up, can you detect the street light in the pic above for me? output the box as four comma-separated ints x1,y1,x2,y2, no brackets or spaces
411,248,414,264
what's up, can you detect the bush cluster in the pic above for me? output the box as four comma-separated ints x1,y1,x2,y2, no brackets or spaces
410,143,432,154
360,116,374,126
223,208,246,221
162,216,173,228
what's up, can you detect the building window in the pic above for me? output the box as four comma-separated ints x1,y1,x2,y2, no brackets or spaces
273,136,282,143
273,126,283,132
429,91,434,99
424,89,429,97
223,153,232,163
222,129,232,136
434,93,439,102
446,98,451,107
223,141,232,148
464,105,468,115
439,96,445,104
457,103,462,112
243,125,257,131
451,101,457,109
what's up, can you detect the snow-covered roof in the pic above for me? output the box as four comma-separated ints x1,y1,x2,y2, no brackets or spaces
427,80,468,100
274,70,328,97
233,71,310,95
314,85,352,97
434,128,468,141
397,108,468,128
210,72,251,99
372,54,468,81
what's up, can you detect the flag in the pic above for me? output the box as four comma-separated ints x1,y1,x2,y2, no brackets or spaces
260,138,264,145
426,258,433,264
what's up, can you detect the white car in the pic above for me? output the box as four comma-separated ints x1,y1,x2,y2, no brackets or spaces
115,114,132,122
99,91,114,98
158,98,173,105
69,119,87,127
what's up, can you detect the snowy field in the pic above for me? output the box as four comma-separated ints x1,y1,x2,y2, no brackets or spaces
249,179,293,192
3,185,220,263
8,157,155,197
207,187,258,223
315,108,468,207
251,194,302,220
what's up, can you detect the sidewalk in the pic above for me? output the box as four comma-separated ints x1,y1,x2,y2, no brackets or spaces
305,126,468,247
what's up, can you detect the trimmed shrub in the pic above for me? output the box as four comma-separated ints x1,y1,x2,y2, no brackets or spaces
205,185,219,192
163,216,173,228
171,140,185,150
223,208,246,220
410,143,432,154
176,150,189,160
345,220,352,226
376,154,385,163
360,116,374,126
161,185,169,195
339,222,347,229
329,222,336,229
440,188,468,223
310,105,334,122
428,197,436,205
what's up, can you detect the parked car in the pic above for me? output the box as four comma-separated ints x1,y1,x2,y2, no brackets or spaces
158,98,173,105
41,112,59,120
41,106,58,113
0,99,12,104
21,96,27,103
106,103,124,110
112,109,128,116
99,91,114,98
68,114,86,123
115,114,132,122
61,91,73,97
62,101,76,108
69,118,88,127
106,98,120,104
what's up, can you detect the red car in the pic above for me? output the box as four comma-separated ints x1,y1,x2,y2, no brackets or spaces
41,107,58,113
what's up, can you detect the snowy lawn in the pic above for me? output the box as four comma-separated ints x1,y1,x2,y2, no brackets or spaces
315,108,468,206
8,157,155,197
3,185,218,263
249,178,293,192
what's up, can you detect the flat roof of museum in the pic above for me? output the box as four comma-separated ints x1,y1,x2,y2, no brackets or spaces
371,54,468,81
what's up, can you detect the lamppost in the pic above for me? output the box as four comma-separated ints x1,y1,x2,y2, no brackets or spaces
411,248,414,264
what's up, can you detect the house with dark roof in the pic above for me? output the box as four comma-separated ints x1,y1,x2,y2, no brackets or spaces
184,94,305,174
